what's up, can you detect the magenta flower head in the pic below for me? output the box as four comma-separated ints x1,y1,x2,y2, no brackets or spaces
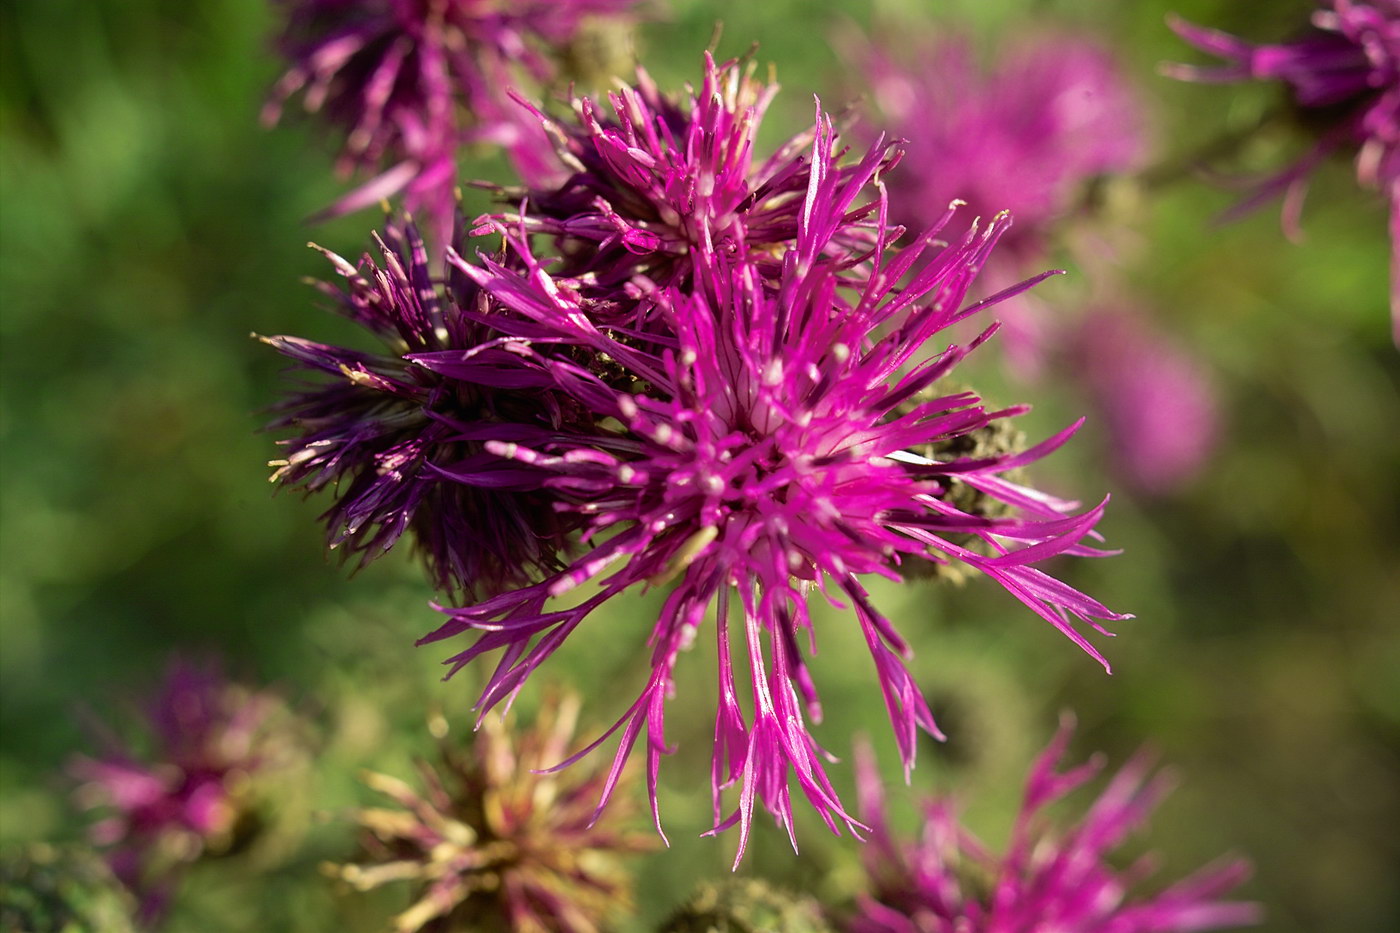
260,215,595,597
861,32,1144,266
1165,2,1400,337
1067,308,1220,497
421,92,1129,864
263,0,644,245
69,660,298,923
328,692,651,933
485,51,892,293
851,717,1262,933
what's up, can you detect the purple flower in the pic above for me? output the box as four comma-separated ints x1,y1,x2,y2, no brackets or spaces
856,32,1144,373
1165,2,1400,338
69,661,296,923
851,717,1262,933
482,52,891,293
260,216,596,597
420,97,1128,863
328,692,651,933
1067,308,1220,496
861,32,1144,266
263,0,643,246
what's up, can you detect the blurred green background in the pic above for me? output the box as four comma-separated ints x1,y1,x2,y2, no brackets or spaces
1,0,1396,930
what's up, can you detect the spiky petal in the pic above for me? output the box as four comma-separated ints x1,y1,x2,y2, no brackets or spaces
261,216,591,597
851,717,1262,933
480,51,894,294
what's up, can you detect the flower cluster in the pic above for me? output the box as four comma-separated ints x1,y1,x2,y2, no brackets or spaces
69,661,299,922
328,693,649,933
851,718,1261,933
1166,1,1400,336
264,0,645,245
267,52,1128,862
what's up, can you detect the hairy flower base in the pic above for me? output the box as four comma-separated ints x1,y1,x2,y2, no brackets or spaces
328,694,650,933
852,717,1262,933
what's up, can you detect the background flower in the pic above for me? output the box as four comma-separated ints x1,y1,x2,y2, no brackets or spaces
264,0,646,245
851,718,1261,933
1165,1,1400,337
68,661,303,924
1065,307,1220,496
327,693,650,933
854,29,1145,375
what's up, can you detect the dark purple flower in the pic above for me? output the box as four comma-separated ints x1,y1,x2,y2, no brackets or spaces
263,0,644,246
851,717,1262,933
481,51,892,294
421,102,1128,863
1165,2,1400,338
261,216,599,597
861,32,1144,266
69,661,296,924
328,692,651,933
1067,308,1220,496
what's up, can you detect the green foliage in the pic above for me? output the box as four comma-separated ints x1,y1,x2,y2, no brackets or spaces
0,845,137,933
660,880,834,933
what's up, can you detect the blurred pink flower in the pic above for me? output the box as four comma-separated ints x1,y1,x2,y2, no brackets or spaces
860,31,1145,372
1068,308,1220,496
863,32,1144,260
70,660,295,923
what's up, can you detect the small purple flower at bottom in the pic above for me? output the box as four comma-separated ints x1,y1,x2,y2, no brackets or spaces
69,661,297,924
1166,2,1400,338
851,717,1262,933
